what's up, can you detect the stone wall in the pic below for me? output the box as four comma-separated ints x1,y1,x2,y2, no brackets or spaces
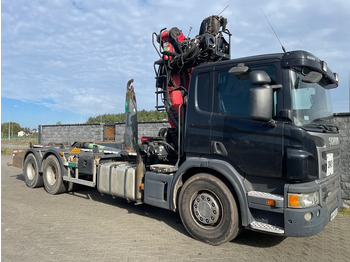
334,113,350,205
40,121,170,145
114,121,170,143
40,124,105,145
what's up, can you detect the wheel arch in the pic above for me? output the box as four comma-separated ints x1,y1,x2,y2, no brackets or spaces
171,158,251,226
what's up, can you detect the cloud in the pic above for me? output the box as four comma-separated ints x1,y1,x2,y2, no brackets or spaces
2,0,349,119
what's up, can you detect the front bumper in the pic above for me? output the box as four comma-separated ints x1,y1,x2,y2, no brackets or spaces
247,174,341,236
284,174,341,237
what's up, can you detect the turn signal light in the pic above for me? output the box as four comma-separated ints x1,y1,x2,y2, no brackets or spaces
288,195,300,208
267,199,276,206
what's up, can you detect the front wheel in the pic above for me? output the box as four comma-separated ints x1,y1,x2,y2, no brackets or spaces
178,173,241,245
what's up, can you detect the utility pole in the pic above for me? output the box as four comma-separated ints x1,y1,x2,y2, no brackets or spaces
8,105,18,140
8,113,11,141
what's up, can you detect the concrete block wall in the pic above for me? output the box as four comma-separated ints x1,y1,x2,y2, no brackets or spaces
40,124,104,145
114,121,170,143
40,122,170,145
334,113,350,203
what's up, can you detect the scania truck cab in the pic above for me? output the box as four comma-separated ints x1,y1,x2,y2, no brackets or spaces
180,50,340,242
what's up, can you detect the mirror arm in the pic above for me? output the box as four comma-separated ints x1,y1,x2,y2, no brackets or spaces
271,84,283,90
264,119,277,128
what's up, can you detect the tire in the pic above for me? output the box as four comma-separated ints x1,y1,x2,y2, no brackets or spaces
178,173,241,245
67,181,75,192
23,153,43,188
43,155,67,194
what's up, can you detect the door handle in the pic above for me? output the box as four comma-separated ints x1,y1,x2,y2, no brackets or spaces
212,141,228,156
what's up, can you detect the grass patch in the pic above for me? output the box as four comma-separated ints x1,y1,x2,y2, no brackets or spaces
1,138,37,155
1,138,37,145
339,208,350,215
1,148,14,156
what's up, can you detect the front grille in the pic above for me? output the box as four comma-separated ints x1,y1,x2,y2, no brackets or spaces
320,175,340,208
321,149,340,160
309,131,341,180
319,149,340,179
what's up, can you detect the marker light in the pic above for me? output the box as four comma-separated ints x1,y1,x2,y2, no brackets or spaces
267,200,276,206
334,73,339,83
141,137,150,142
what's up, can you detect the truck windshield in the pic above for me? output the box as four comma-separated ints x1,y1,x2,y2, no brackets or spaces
290,69,335,129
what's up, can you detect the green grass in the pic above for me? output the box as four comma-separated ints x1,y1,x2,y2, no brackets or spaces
1,138,37,155
1,148,14,156
339,208,350,215
1,137,38,144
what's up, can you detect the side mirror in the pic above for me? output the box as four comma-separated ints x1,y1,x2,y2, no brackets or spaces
250,87,273,122
229,63,249,75
302,71,322,83
249,71,271,85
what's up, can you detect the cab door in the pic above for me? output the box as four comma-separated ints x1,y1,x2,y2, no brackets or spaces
210,63,284,184
184,68,213,155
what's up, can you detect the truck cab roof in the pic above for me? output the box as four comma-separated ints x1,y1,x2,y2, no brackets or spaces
193,50,338,85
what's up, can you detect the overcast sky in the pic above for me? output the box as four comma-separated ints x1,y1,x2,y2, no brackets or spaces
1,0,350,129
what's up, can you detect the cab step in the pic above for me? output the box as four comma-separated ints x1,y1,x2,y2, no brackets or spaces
250,221,284,234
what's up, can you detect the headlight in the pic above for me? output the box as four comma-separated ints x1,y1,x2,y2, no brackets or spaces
288,192,320,208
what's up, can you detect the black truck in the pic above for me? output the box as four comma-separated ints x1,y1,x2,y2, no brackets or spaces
13,16,341,245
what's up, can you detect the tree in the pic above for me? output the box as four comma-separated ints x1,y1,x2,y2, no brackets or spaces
86,110,167,124
1,122,22,138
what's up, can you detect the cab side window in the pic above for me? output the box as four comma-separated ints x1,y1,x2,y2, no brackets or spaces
215,66,276,117
196,72,212,112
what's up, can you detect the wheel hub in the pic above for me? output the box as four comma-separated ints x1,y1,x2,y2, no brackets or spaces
26,162,35,180
46,165,57,186
192,192,220,225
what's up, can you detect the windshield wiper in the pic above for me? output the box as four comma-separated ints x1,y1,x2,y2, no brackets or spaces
304,123,327,129
311,116,338,132
304,123,338,132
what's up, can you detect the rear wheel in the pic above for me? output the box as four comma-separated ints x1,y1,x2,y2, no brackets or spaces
43,155,67,194
23,153,43,188
178,173,241,245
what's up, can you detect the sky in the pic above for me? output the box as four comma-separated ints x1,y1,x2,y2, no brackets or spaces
1,0,350,129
